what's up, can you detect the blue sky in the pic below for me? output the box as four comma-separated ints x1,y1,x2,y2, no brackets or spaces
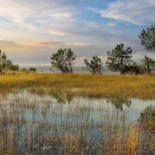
0,0,155,65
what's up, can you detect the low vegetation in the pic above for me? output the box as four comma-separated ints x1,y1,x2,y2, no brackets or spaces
1,73,155,99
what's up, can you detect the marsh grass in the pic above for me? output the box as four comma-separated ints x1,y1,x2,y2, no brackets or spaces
0,89,154,154
1,73,155,99
0,74,155,154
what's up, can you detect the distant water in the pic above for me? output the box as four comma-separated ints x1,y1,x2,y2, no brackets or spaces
21,66,118,74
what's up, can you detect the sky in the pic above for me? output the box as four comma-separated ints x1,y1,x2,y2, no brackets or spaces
0,0,155,66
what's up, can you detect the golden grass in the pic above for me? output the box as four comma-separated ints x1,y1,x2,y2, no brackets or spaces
127,124,140,155
1,73,155,99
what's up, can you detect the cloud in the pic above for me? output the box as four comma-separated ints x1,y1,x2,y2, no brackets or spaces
0,0,147,44
22,41,88,47
106,22,117,27
0,0,154,66
0,0,76,40
51,13,72,18
0,40,151,66
0,40,25,50
91,0,155,25
48,30,69,36
0,0,74,23
0,40,113,65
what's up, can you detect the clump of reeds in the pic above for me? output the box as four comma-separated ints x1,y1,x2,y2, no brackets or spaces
64,133,84,155
127,124,141,155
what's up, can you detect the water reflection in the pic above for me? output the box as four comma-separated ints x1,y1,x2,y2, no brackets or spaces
107,98,131,110
0,89,154,154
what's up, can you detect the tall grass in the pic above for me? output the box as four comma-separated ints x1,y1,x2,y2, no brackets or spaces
1,73,155,99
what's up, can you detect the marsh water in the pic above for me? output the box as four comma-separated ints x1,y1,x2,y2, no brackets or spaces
0,89,154,154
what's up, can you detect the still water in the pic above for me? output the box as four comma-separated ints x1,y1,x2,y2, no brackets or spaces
0,89,154,154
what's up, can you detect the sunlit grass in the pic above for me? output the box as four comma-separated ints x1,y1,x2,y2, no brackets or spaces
0,73,155,99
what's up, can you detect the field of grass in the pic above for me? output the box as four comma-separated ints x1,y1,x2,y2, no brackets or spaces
0,73,155,99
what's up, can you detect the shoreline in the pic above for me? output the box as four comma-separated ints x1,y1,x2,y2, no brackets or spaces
0,73,155,100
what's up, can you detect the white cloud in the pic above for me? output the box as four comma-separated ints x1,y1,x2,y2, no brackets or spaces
0,0,75,38
0,0,154,65
48,29,69,36
92,0,155,25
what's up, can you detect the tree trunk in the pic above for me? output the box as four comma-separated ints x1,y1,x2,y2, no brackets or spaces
144,56,151,74
146,63,151,74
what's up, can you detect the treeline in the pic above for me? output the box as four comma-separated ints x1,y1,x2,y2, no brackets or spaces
0,24,155,74
50,24,155,74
